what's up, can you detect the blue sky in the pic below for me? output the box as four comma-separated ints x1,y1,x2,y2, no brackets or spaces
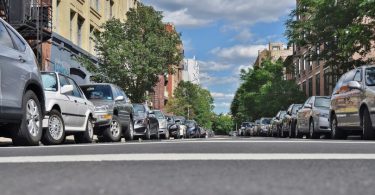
143,0,296,114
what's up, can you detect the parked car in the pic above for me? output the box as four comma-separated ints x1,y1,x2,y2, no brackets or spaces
0,18,45,146
80,83,134,142
330,65,375,140
274,111,287,137
41,72,95,145
166,115,180,139
132,103,159,140
245,122,255,136
282,104,303,138
253,120,261,136
240,122,251,136
186,120,200,138
229,131,238,136
259,118,271,136
174,116,187,139
199,126,207,138
153,110,169,139
296,96,330,139
270,117,278,137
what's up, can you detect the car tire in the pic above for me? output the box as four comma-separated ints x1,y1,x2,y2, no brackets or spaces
174,130,180,139
155,127,160,140
331,114,346,140
74,117,94,144
309,120,319,139
362,108,375,140
144,125,151,140
12,90,43,146
41,109,65,145
124,120,134,141
101,115,122,142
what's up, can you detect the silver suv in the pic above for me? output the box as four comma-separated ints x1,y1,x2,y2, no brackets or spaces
330,65,375,140
0,18,45,146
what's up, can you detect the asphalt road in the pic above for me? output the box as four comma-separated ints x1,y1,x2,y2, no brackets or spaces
1,136,375,195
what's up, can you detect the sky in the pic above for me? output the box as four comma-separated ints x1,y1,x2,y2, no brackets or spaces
143,0,296,114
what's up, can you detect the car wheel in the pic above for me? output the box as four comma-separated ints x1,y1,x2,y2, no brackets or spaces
41,109,65,145
362,108,375,140
75,117,94,143
12,91,43,146
174,130,180,139
295,123,302,138
154,127,160,140
288,124,293,138
125,120,134,141
331,114,346,140
309,120,319,139
101,115,122,142
144,125,151,140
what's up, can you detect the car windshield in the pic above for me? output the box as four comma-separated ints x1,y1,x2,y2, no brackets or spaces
279,111,287,118
186,120,195,127
261,119,271,125
366,67,375,86
133,104,145,114
153,111,164,119
242,122,250,127
41,73,58,92
81,85,113,100
315,97,330,108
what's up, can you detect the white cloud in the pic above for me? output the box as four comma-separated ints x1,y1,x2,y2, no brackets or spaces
211,92,235,99
200,73,238,87
199,60,232,72
234,29,253,42
214,102,232,108
211,44,267,60
145,0,295,28
163,8,211,27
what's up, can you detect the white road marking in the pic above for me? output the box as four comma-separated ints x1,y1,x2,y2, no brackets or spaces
2,153,375,163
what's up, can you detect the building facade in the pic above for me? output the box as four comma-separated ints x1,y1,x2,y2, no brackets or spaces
254,42,293,68
44,0,137,84
150,24,184,111
183,57,200,85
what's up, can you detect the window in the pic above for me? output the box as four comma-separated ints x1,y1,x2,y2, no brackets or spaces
91,0,100,10
110,0,114,18
0,22,14,49
59,74,69,86
77,16,84,47
41,73,58,92
303,97,311,108
309,77,313,97
353,70,362,82
56,0,61,31
67,78,82,98
70,11,75,41
6,26,26,52
89,25,94,53
324,69,332,96
81,85,113,100
333,73,346,94
316,74,320,96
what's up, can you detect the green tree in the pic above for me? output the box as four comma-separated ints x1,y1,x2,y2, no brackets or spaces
165,81,214,129
212,114,234,135
79,3,183,102
231,59,306,125
285,0,375,84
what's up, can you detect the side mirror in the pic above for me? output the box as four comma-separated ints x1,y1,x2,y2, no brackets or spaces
115,96,125,101
276,117,280,120
305,104,312,109
60,85,73,95
287,111,291,115
148,110,154,114
348,81,361,90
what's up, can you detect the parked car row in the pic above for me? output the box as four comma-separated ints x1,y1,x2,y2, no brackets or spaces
165,116,213,139
238,65,375,140
0,18,214,146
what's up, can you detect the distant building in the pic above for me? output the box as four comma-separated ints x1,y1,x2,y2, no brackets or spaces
150,23,184,111
183,57,200,85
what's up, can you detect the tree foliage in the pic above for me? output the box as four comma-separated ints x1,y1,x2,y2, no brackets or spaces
79,3,183,102
231,59,306,125
285,0,375,80
212,114,234,135
165,81,214,129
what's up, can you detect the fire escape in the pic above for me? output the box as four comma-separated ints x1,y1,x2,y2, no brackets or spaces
0,0,52,67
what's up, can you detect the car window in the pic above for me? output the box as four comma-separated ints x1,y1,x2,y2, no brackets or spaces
315,97,330,108
6,26,26,52
133,104,145,113
67,78,82,98
365,67,375,86
59,75,69,88
81,85,113,100
0,22,14,49
154,111,165,119
303,98,311,107
353,70,362,82
292,105,301,114
41,73,57,92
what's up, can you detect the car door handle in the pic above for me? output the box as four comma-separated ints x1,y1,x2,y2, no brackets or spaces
19,56,25,63
74,100,77,103
84,102,87,105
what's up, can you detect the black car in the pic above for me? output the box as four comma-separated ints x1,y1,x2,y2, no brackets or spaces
132,104,159,140
166,115,180,139
80,83,134,142
185,120,200,138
